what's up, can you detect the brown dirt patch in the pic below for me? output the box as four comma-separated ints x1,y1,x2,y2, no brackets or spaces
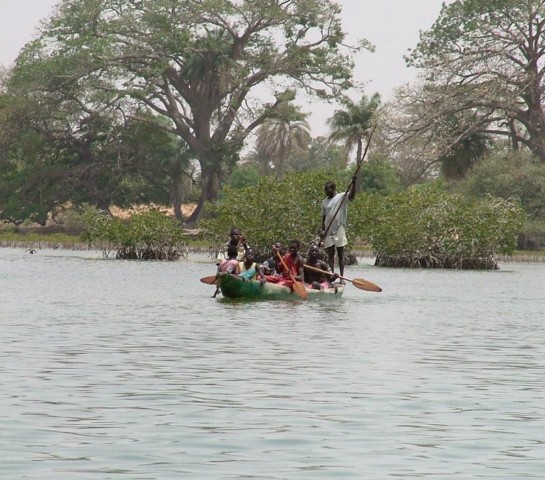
110,203,197,219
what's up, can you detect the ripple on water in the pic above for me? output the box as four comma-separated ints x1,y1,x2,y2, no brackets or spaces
1,250,545,479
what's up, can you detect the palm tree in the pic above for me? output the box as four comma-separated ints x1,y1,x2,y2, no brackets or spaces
437,115,489,181
255,109,311,177
244,147,273,176
327,93,381,168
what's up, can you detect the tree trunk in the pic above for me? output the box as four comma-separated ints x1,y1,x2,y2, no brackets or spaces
170,179,184,221
96,197,112,214
528,132,545,163
185,160,223,225
522,76,545,162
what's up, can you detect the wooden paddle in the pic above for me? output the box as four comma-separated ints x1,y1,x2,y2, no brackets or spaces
303,264,382,292
200,275,218,285
275,250,308,300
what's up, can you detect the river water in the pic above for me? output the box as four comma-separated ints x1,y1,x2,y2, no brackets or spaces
1,247,544,479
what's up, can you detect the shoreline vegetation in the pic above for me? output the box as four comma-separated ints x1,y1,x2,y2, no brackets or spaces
0,201,540,265
1,234,544,264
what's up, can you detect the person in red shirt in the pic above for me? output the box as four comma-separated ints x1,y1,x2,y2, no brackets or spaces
268,239,304,290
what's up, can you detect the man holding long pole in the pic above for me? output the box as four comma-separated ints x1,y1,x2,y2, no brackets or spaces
320,176,356,281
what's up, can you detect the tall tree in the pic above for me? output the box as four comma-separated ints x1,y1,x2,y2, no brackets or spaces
19,0,365,224
243,148,273,176
254,102,311,177
327,93,380,187
121,118,198,220
406,0,545,162
0,75,194,223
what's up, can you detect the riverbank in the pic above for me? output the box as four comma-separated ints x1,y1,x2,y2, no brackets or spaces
1,234,544,263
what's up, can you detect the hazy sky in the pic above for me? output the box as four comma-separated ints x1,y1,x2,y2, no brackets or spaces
0,0,450,135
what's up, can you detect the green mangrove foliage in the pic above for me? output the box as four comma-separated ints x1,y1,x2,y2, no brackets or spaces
202,173,524,269
200,171,350,258
456,151,545,249
358,187,525,269
82,210,187,260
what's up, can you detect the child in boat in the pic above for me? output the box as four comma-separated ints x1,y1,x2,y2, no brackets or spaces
216,226,249,263
266,239,305,289
218,244,240,274
262,241,283,275
304,244,338,290
238,248,266,283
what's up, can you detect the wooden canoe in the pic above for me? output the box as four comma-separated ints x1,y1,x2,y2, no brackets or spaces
216,273,344,300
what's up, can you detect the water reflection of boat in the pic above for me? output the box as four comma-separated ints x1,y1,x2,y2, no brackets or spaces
217,272,344,300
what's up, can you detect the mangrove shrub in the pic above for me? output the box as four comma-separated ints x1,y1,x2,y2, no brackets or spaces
456,151,545,248
357,187,524,269
200,171,350,257
201,172,524,269
83,210,187,260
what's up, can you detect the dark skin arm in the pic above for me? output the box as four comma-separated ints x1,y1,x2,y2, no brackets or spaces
319,259,339,283
294,255,305,282
256,264,267,283
240,235,249,251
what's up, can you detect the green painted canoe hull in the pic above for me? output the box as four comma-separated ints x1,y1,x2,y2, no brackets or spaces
217,273,345,300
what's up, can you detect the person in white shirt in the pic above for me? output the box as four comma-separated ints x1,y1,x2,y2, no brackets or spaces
320,178,356,280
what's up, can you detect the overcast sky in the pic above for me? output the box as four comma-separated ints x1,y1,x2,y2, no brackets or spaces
0,0,450,135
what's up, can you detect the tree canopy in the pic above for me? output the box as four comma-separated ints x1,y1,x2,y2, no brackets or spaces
328,93,380,162
14,0,366,224
403,0,545,166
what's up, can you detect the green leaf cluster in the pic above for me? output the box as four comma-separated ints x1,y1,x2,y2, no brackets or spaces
358,186,524,268
457,151,545,222
11,0,366,224
200,170,347,256
456,150,545,248
82,209,187,260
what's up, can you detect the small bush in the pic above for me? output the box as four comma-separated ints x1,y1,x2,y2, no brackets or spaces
82,209,187,260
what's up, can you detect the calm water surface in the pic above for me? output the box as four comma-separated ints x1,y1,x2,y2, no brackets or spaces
1,248,544,479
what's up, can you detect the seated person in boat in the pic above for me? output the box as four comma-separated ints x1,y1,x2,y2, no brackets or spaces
267,239,305,288
304,244,338,290
216,226,249,263
218,244,240,274
238,248,266,283
262,241,283,275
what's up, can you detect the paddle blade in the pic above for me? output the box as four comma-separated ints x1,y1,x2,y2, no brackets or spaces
200,275,218,285
292,280,308,300
351,278,382,292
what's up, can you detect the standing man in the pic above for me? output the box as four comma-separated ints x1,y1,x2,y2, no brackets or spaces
321,177,356,279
